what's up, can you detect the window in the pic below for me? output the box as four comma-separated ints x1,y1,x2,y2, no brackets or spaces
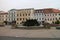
39,18,41,20
50,19,52,21
45,15,46,16
17,23,18,24
20,14,21,16
20,18,22,20
6,15,7,17
53,14,54,16
59,14,60,15
26,14,27,16
50,14,51,16
17,14,19,16
23,18,24,20
45,19,46,21
55,14,57,16
42,18,44,20
20,22,21,24
56,18,57,20
53,18,54,20
14,18,15,21
9,19,10,21
23,14,24,16
26,18,27,20
28,14,30,16
48,18,49,21
14,15,15,17
17,18,19,21
59,17,60,20
48,15,49,16
6,19,7,21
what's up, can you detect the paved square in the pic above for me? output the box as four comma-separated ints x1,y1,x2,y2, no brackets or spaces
0,27,60,38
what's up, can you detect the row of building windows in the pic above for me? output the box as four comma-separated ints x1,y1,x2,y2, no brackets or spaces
6,15,15,17
44,18,58,21
17,18,29,21
36,18,59,21
34,13,58,16
7,17,60,22
8,18,16,21
0,19,4,21
35,10,43,13
0,15,4,17
17,13,30,16
17,22,23,24
7,17,30,21
18,11,31,14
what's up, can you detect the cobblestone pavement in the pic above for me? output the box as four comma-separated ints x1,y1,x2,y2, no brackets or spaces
0,27,60,38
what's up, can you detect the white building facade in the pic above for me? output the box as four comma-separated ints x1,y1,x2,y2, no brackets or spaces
7,8,34,25
34,10,45,24
7,8,60,25
7,9,16,22
34,8,60,24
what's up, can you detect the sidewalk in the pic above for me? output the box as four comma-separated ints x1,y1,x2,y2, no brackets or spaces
0,27,60,38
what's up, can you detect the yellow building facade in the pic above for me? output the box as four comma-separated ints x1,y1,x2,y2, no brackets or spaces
15,8,34,25
0,11,8,25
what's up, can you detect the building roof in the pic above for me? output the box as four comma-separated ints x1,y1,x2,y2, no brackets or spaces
35,8,60,13
16,8,34,11
0,11,8,15
9,9,16,11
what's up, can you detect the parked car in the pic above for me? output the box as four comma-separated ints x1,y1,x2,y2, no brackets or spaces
56,26,60,29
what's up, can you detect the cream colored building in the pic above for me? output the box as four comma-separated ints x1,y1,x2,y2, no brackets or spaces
7,8,60,25
34,8,60,24
15,8,34,25
7,9,16,22
0,11,8,24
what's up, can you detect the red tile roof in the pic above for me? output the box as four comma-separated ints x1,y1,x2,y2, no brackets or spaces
0,11,8,15
35,8,60,13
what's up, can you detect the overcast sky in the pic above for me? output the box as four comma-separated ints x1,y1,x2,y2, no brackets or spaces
0,0,60,11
